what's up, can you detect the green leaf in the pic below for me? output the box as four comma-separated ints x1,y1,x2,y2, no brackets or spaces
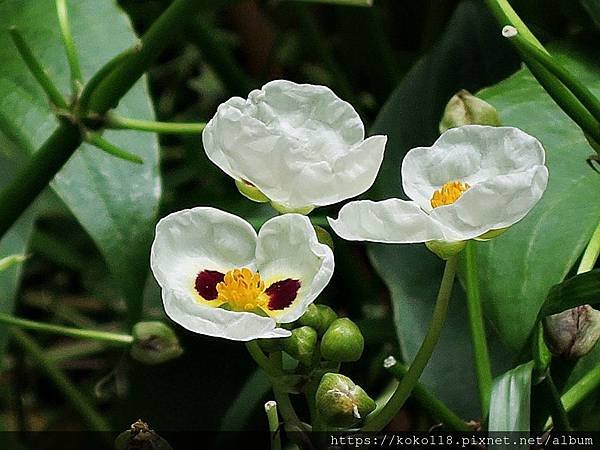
475,44,600,351
489,361,534,438
367,0,517,417
219,369,271,431
581,0,600,29
0,0,161,322
540,269,600,318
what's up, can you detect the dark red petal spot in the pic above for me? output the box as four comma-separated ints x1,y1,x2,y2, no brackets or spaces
265,279,301,311
195,270,224,300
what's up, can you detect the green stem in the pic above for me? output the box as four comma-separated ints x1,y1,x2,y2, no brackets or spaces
0,312,133,345
106,114,206,135
484,0,546,52
12,329,111,430
264,401,282,450
383,356,470,431
361,254,459,431
56,0,83,90
545,363,600,430
0,0,203,241
0,122,81,238
577,221,600,274
505,30,600,124
85,133,143,164
245,341,284,378
88,0,204,113
544,373,572,431
8,27,68,109
464,242,493,418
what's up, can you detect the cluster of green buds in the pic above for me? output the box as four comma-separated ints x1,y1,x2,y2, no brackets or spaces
260,304,376,428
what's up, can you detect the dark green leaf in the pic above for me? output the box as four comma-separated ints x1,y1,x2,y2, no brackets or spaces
367,0,517,417
581,0,600,29
475,44,600,351
540,269,600,318
488,361,534,438
0,0,161,322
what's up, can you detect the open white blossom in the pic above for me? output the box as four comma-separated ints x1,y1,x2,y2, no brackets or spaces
328,125,548,244
202,80,387,212
150,207,334,341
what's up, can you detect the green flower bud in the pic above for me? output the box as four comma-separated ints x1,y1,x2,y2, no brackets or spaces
544,305,600,360
299,304,322,330
283,326,318,366
270,201,314,215
425,240,466,260
130,321,183,365
114,419,173,450
235,179,269,203
316,373,376,428
316,304,338,335
439,89,501,133
314,225,334,250
320,318,364,362
475,228,508,241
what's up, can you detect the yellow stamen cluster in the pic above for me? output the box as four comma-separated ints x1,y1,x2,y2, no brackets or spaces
430,180,470,208
216,268,267,311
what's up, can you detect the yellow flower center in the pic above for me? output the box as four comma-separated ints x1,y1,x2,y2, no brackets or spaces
216,268,268,311
430,180,470,208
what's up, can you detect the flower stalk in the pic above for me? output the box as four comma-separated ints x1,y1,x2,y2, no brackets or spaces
361,254,459,431
264,401,282,450
0,312,134,345
85,132,143,164
56,0,83,91
106,114,206,135
464,242,493,418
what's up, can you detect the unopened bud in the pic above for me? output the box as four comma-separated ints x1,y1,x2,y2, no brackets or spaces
114,419,172,450
314,225,334,249
299,304,338,336
425,240,466,260
235,179,270,203
130,322,183,365
317,305,338,335
270,201,314,215
316,373,376,428
320,318,364,362
544,305,600,359
283,326,318,366
439,90,501,133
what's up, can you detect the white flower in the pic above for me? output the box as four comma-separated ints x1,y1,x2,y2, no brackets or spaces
202,80,387,212
150,207,334,341
328,125,548,243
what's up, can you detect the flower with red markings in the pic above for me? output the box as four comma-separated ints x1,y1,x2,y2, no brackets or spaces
150,207,334,341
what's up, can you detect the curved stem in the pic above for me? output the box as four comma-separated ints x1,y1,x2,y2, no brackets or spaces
106,114,206,135
484,0,546,52
506,31,600,124
577,221,600,274
0,312,133,345
383,357,470,431
85,133,143,164
56,0,83,90
464,242,493,418
12,329,111,430
245,341,284,378
8,27,68,109
361,254,459,431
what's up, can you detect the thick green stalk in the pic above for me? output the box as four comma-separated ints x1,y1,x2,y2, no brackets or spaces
56,0,83,90
484,0,545,52
361,254,459,431
106,114,206,135
264,401,282,450
0,0,203,240
0,312,133,345
9,27,68,109
544,373,572,431
464,242,493,418
384,356,470,431
577,221,600,274
12,329,111,430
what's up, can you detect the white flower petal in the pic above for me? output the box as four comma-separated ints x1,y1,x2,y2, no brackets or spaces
255,214,334,323
431,165,549,239
328,199,451,243
202,79,386,210
402,125,546,210
150,207,257,294
163,288,291,341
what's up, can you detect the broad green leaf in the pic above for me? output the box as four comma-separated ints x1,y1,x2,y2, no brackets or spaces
489,361,534,439
475,44,600,351
0,0,161,322
581,0,600,28
539,269,600,317
367,0,517,417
